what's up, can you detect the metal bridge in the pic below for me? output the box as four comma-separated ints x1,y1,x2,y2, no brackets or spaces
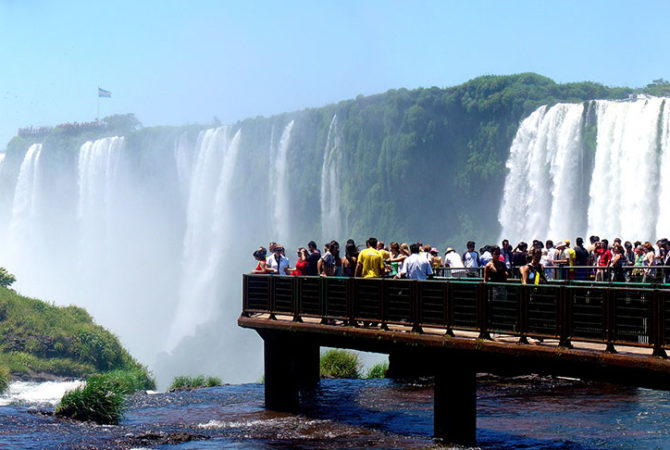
238,274,670,445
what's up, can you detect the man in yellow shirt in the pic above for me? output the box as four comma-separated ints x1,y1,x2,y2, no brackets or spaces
356,237,385,278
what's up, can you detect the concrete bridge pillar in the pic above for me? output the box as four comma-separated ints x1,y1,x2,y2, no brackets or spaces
434,357,476,445
262,331,320,411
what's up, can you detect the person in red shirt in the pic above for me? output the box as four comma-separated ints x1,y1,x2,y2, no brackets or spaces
595,239,611,281
291,247,309,276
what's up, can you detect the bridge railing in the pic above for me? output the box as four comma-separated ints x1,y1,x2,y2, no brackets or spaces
242,274,670,357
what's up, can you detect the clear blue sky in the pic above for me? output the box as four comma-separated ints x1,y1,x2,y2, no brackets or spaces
1,0,669,148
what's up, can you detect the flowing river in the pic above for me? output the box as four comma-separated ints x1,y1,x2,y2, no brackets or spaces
1,376,668,449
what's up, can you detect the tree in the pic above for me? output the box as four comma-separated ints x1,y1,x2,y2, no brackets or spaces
0,267,15,288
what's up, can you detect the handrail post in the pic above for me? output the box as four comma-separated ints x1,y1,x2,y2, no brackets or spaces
412,280,423,333
242,274,250,317
347,277,356,326
381,278,389,330
518,285,529,344
293,276,301,322
445,281,454,337
605,288,616,353
269,276,277,320
478,283,492,340
652,289,668,358
559,285,572,348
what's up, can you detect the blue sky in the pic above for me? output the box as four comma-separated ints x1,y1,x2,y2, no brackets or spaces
1,0,669,148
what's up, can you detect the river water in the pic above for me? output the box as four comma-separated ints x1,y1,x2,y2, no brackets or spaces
0,376,668,449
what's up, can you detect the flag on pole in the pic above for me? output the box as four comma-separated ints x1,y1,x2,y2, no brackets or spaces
98,87,111,98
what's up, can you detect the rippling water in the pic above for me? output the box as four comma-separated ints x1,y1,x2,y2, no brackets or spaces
1,376,669,449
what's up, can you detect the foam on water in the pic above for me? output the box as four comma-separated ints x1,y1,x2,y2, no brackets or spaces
0,380,82,406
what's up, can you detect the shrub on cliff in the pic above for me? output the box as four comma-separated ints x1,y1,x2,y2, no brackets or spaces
320,349,361,379
55,368,154,424
0,365,9,393
56,376,124,424
0,268,16,288
366,362,389,379
169,374,222,390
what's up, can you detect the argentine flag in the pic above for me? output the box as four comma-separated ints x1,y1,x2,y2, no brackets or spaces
98,87,111,98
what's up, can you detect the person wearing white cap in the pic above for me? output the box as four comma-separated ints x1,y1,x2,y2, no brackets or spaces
444,247,465,278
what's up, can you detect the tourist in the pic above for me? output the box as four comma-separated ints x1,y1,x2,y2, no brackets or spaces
479,246,493,267
463,241,479,277
573,237,589,281
267,245,290,275
545,240,559,280
331,240,342,276
341,240,359,277
520,248,547,285
251,247,273,274
377,240,391,261
643,241,656,282
355,237,385,278
306,241,321,276
387,241,407,277
595,239,611,282
429,248,443,270
291,247,309,276
483,246,508,283
397,243,433,280
624,241,636,265
511,242,528,278
444,247,465,277
610,243,625,282
318,242,336,276
501,239,513,269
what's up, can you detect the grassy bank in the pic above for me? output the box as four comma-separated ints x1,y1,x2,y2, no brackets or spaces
0,286,150,379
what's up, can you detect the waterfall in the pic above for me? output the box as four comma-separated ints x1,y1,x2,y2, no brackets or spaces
167,126,242,350
657,100,670,238
76,137,123,268
271,120,294,245
587,98,664,240
500,97,670,244
5,144,43,277
174,132,194,204
498,103,585,243
320,115,342,240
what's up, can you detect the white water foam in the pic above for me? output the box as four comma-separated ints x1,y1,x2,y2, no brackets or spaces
271,120,295,246
0,380,82,406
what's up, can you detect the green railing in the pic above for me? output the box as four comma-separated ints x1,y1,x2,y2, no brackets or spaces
242,274,670,357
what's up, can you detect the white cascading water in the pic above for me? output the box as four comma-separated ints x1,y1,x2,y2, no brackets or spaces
320,115,342,240
657,100,670,237
5,144,43,281
498,103,585,242
174,132,194,204
587,98,664,240
77,137,123,273
500,97,670,243
271,120,294,245
166,126,242,351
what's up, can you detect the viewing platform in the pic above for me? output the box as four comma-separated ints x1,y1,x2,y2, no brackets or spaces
238,274,670,445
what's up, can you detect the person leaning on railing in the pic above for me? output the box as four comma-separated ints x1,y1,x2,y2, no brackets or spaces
520,248,547,285
483,246,508,283
251,247,274,274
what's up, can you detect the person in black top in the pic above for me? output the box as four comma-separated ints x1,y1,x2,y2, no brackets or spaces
306,240,321,276
511,242,528,278
573,237,589,280
484,246,509,283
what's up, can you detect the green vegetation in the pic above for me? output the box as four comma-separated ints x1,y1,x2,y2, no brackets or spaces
320,349,361,379
169,374,223,390
0,268,16,288
0,365,9,393
0,286,148,378
365,361,389,379
56,376,124,424
55,368,154,424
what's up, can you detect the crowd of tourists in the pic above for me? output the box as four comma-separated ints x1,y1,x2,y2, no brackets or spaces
251,236,670,285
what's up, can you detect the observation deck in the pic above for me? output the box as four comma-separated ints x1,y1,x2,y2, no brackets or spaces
238,274,670,445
